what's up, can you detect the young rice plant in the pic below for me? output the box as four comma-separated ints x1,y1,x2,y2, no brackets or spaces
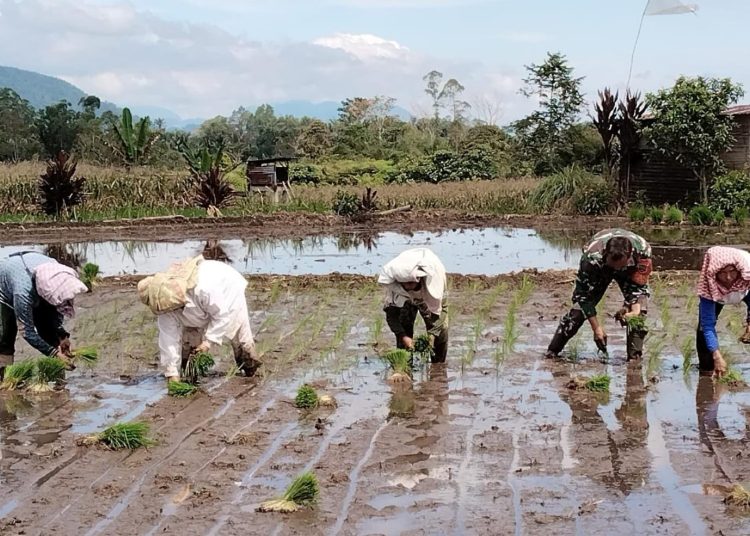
257,472,319,513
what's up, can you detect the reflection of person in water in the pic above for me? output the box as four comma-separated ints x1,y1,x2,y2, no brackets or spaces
388,363,449,427
558,363,650,495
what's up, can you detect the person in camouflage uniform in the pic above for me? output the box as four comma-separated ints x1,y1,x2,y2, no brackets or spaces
546,229,652,360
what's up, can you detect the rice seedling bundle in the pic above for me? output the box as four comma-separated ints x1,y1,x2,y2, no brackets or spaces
295,384,319,409
725,484,750,508
72,347,99,365
412,334,434,361
81,263,101,291
0,360,35,390
257,472,319,513
717,368,746,387
168,381,198,397
27,357,67,392
81,422,154,450
183,351,215,383
585,374,611,393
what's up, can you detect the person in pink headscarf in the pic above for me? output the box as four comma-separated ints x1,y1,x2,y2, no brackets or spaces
696,246,750,376
0,252,88,379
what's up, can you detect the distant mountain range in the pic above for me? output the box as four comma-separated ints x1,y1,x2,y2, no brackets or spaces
0,65,412,131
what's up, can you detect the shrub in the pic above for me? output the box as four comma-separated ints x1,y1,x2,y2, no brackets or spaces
39,151,85,216
664,205,684,225
688,205,714,226
648,206,664,224
709,170,750,216
529,165,602,213
712,208,726,226
572,180,614,215
332,190,359,217
385,149,496,184
628,204,647,223
289,162,322,184
733,207,750,226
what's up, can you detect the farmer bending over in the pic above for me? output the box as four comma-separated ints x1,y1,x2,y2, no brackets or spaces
695,246,750,377
0,252,88,379
378,248,448,363
546,229,652,360
138,256,260,383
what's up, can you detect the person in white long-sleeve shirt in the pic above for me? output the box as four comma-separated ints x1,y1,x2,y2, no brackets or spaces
139,258,260,382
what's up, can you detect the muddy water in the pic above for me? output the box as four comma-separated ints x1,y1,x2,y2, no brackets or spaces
2,226,748,276
2,276,750,534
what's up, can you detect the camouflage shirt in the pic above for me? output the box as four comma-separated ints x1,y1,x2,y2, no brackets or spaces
572,229,653,318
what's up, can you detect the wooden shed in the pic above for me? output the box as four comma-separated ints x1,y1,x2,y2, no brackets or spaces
625,105,750,204
246,157,295,203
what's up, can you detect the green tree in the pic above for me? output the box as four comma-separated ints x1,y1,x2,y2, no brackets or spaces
37,101,81,157
296,119,333,159
516,52,585,174
423,71,443,123
645,76,744,203
0,88,41,161
108,107,159,165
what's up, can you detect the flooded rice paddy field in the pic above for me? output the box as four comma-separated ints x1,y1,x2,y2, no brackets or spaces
1,273,750,535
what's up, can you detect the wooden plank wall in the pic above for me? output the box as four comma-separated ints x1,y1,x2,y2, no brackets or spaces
628,116,750,204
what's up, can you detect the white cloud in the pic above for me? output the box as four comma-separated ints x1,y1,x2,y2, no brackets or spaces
312,33,411,61
0,0,527,120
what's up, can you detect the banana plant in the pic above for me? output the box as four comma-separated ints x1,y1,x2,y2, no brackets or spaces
109,108,159,165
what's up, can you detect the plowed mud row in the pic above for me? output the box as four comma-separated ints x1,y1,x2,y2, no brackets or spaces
1,273,750,536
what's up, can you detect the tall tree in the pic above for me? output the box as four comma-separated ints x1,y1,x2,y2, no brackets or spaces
0,88,41,161
645,76,744,203
592,88,619,178
516,52,585,173
37,101,81,157
423,71,444,123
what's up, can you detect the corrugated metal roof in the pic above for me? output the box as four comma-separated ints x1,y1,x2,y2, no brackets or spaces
725,105,750,116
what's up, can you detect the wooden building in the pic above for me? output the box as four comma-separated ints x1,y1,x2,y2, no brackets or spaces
625,105,750,204
246,157,294,203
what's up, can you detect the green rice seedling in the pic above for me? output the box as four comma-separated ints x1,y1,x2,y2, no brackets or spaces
733,207,750,227
82,422,154,450
168,381,198,397
646,334,666,379
81,263,101,291
688,205,714,226
225,363,241,378
626,315,647,332
514,275,535,307
712,208,726,226
257,472,319,513
628,205,647,223
382,348,412,383
585,374,611,393
501,304,519,357
725,484,750,508
649,206,664,225
27,357,67,393
718,368,746,387
183,352,215,384
664,205,684,225
295,384,319,409
268,279,283,305
369,314,384,347
72,347,99,365
412,333,434,362
567,334,583,363
259,313,280,333
680,336,695,372
0,360,35,390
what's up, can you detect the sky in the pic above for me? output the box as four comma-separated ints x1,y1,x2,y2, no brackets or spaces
0,0,748,122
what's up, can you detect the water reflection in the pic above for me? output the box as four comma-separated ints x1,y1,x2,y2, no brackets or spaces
3,226,748,277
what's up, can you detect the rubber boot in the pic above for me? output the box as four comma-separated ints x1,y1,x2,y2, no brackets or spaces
626,327,648,361
547,309,586,356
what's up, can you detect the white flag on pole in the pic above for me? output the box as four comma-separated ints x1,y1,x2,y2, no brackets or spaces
645,0,698,16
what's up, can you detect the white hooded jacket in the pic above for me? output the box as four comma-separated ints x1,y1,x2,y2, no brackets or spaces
377,248,447,314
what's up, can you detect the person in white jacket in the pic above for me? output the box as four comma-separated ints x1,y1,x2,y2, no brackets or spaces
378,248,449,363
138,257,260,382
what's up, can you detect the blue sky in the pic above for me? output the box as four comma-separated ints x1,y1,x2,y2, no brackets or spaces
0,0,747,121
